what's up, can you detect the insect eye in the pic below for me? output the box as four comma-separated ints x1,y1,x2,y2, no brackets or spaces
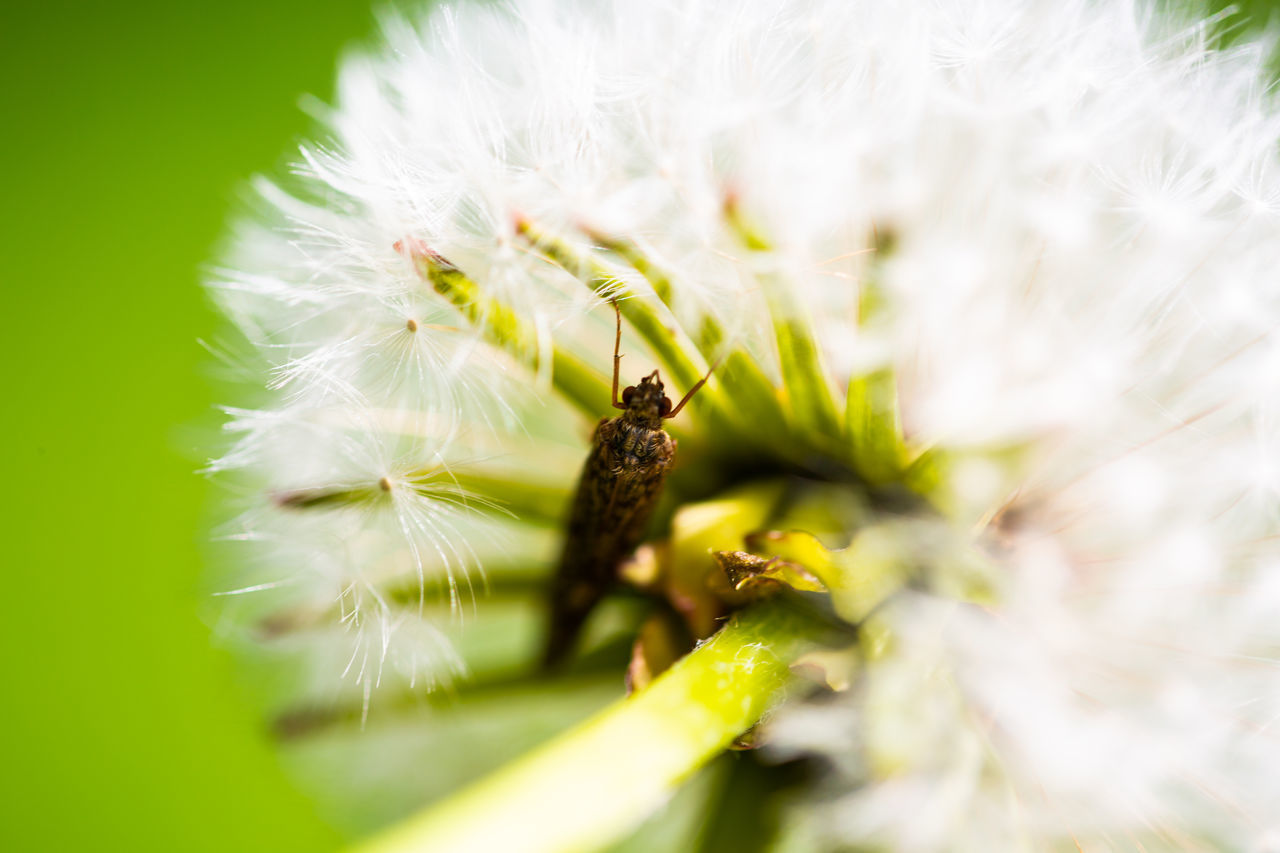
659,396,673,416
622,386,636,404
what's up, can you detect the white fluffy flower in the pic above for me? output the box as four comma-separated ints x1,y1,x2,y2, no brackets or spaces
210,0,1280,848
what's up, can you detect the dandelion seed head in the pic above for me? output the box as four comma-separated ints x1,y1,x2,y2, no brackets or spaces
211,0,1280,846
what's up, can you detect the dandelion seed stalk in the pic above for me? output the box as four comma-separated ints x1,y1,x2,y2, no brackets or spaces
401,239,611,417
590,233,792,439
517,221,715,402
724,202,844,446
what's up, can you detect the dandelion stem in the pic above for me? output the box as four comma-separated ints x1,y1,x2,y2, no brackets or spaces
350,599,822,853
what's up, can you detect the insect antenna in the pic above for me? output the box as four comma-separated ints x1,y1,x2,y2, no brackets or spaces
611,300,626,410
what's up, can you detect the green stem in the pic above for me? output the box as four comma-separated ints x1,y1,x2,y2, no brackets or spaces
350,600,821,853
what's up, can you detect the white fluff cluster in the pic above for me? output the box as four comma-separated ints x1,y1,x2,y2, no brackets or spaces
211,0,1280,847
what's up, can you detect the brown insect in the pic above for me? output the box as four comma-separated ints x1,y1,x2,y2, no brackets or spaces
542,304,713,667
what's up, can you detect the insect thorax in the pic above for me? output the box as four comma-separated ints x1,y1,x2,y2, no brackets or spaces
602,416,674,477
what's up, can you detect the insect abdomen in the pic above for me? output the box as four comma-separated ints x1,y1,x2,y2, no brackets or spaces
541,418,674,667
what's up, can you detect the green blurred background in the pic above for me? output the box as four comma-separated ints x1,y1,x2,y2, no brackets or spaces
1,0,1274,850
1,1,376,849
